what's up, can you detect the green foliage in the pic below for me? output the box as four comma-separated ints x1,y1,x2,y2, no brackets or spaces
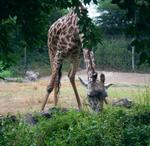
96,0,150,65
0,0,65,69
0,70,13,78
0,0,100,68
0,105,150,146
0,16,19,66
94,36,150,72
95,36,132,71
96,0,127,35
110,0,150,64
77,5,102,49
1,0,150,69
0,61,13,77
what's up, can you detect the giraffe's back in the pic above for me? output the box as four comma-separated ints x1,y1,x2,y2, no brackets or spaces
48,11,82,59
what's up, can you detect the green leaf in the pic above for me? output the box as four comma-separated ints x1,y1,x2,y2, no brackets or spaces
93,0,98,5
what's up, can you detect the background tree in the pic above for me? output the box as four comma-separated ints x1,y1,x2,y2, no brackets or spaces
93,0,150,71
0,0,149,76
111,0,150,64
96,0,128,35
0,0,100,70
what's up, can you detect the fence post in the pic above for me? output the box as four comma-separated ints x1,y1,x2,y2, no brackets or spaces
132,46,135,71
24,47,27,73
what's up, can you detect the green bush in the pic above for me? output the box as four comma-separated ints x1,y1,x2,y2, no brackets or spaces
0,106,149,146
0,70,13,78
0,61,13,78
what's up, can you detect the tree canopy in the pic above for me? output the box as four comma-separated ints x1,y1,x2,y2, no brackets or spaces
96,0,127,35
0,0,100,68
110,0,150,64
0,0,149,70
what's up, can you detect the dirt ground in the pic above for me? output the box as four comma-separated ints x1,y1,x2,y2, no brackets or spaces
41,70,150,85
77,70,150,85
0,70,150,115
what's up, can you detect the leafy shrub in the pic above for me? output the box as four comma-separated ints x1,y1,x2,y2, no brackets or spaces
0,70,13,78
0,106,149,146
0,61,13,77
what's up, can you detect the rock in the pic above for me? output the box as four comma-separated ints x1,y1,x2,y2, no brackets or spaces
0,108,79,126
41,111,52,119
25,70,39,81
24,113,38,125
48,107,70,114
61,107,69,112
112,98,133,108
8,115,18,122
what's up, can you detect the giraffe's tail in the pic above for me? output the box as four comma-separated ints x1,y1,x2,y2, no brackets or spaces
56,64,62,94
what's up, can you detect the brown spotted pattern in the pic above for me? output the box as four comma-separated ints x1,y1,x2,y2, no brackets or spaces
41,10,83,111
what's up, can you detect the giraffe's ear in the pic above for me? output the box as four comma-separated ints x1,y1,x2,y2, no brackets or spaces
100,73,105,83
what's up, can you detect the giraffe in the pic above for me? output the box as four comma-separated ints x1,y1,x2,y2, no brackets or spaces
41,5,86,111
78,49,109,112
82,49,95,80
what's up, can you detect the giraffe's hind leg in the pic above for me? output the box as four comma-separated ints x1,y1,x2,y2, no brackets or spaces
68,59,82,110
54,62,62,106
53,83,59,106
41,51,63,111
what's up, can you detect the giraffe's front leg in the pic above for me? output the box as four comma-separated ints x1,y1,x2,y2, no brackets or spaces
41,72,56,111
41,51,63,111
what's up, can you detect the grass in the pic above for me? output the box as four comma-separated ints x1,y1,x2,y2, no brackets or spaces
0,77,149,114
0,78,150,146
108,86,150,103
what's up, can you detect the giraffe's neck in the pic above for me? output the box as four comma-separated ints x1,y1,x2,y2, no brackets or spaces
83,49,96,80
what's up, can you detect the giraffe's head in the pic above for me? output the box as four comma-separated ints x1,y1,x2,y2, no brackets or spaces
86,72,108,112
90,73,107,97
